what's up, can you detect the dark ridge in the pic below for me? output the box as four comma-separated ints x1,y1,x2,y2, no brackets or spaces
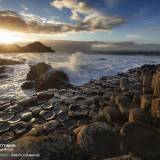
0,41,55,53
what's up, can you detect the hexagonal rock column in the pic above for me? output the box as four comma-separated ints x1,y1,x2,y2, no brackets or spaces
151,98,160,118
152,71,160,97
141,94,152,112
77,122,122,159
142,69,153,94
151,70,160,118
121,121,160,160
120,78,129,92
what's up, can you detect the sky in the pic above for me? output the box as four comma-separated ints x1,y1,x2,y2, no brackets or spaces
0,0,160,51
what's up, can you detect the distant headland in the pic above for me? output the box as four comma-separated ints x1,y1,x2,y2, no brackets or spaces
0,41,55,53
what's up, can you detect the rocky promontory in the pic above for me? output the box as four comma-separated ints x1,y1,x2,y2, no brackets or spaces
0,41,55,53
1,64,160,160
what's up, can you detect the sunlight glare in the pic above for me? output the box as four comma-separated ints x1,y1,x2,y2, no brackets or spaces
0,29,26,44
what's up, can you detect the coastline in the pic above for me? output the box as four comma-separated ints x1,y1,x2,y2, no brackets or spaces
0,63,160,160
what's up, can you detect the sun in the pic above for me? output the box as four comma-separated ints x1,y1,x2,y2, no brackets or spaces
0,29,26,44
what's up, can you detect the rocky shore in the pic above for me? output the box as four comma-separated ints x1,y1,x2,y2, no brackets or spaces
0,63,160,160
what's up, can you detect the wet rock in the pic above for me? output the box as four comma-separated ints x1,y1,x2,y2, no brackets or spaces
11,122,31,136
30,117,46,127
18,96,37,107
77,118,90,126
5,104,25,113
77,122,122,159
121,121,160,160
21,81,34,89
30,107,42,116
0,58,23,66
41,103,53,110
141,94,152,111
56,110,69,122
0,131,14,142
68,107,89,119
27,62,51,80
40,110,55,121
63,118,77,129
21,112,33,122
103,106,123,123
9,114,21,124
0,112,14,121
43,120,60,134
24,126,43,136
0,121,10,133
37,91,54,101
35,70,72,91
74,96,86,105
151,98,160,118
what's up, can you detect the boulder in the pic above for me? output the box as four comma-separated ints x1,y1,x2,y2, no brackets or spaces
121,121,160,160
37,91,54,101
115,95,132,106
27,62,52,80
21,81,34,89
18,96,38,107
103,106,123,123
35,70,72,91
13,134,86,160
115,96,133,117
77,122,122,159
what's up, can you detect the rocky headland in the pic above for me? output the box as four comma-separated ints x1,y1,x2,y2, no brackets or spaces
0,41,55,53
0,63,160,160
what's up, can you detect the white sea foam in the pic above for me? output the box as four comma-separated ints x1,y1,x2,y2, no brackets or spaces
0,52,160,100
53,52,84,71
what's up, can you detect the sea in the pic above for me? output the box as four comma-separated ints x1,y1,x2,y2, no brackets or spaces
0,52,160,101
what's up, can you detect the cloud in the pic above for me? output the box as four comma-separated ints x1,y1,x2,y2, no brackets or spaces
0,10,125,34
51,0,93,20
92,41,160,51
145,27,160,32
126,34,142,39
50,0,125,32
0,10,28,32
20,4,29,11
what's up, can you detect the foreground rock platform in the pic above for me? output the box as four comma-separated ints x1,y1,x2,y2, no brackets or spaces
1,64,160,160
